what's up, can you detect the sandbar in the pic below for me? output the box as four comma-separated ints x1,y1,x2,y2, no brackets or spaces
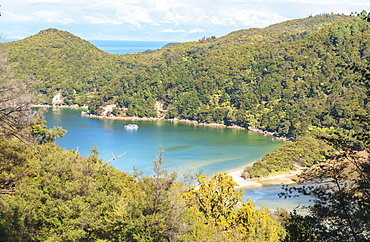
227,165,303,189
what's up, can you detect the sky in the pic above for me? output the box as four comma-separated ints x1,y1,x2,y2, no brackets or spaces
1,0,370,42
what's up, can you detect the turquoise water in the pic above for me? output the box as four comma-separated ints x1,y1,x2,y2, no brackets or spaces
44,107,284,176
44,107,311,211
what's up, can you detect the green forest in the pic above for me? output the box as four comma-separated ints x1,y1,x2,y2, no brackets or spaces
3,13,368,139
0,12,370,241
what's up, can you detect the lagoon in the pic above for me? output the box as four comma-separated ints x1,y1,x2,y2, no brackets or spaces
44,107,308,211
44,107,284,175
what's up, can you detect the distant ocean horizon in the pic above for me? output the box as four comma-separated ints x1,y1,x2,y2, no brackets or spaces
89,40,172,55
1,38,172,55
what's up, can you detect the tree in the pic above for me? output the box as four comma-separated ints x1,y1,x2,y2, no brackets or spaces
190,173,242,229
280,12,370,241
281,151,369,241
109,148,192,241
29,118,67,143
0,55,37,141
0,143,135,241
188,173,286,241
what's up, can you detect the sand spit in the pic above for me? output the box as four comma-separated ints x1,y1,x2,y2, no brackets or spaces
228,166,303,189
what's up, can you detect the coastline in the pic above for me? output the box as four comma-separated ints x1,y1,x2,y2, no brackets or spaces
80,111,290,140
227,165,303,189
33,104,290,140
39,105,298,186
81,112,246,129
33,104,89,109
80,111,302,186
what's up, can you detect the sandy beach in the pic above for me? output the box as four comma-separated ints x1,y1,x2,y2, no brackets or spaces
227,165,303,189
79,111,291,140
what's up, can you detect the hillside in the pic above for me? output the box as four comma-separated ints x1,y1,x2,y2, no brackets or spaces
226,14,353,41
1,14,369,138
0,28,121,104
1,12,370,241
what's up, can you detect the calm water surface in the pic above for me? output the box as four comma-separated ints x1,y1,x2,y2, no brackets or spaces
2,39,171,55
44,107,310,211
44,107,284,175
89,40,170,55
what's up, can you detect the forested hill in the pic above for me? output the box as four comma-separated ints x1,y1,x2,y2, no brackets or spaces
226,13,353,39
2,14,369,138
1,28,119,105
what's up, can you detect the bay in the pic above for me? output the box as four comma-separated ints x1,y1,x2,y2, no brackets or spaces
44,107,284,176
44,107,309,211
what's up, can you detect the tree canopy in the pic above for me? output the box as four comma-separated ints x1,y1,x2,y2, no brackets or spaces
2,14,368,138
278,11,370,241
1,12,370,241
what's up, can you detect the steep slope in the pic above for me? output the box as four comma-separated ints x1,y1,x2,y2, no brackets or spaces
0,28,123,104
225,14,353,42
2,14,369,138
103,14,368,137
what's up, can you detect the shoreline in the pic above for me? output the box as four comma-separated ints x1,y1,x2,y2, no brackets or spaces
38,105,298,186
82,112,246,129
80,111,291,140
33,104,89,109
227,165,303,189
80,111,302,187
33,104,291,140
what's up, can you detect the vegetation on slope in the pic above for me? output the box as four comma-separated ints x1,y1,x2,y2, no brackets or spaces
2,14,367,139
0,12,370,241
1,28,119,105
242,137,335,178
280,44,370,241
0,55,287,241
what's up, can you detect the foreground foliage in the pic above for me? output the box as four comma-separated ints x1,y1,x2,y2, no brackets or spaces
0,139,286,241
186,173,286,241
0,141,135,241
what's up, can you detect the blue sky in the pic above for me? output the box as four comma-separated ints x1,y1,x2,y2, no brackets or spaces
1,0,370,42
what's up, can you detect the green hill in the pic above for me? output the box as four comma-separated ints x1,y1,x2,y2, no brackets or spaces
1,28,120,105
1,14,368,138
1,14,369,240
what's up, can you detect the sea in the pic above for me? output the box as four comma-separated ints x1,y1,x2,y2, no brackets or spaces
44,108,285,176
89,40,171,55
1,38,172,55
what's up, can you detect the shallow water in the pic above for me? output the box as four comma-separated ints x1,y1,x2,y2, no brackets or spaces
43,107,311,210
44,107,285,176
244,185,312,212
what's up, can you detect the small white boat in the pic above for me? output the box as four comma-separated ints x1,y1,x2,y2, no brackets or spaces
124,124,139,130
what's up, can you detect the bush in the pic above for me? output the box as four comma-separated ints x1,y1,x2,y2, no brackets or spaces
243,137,335,178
